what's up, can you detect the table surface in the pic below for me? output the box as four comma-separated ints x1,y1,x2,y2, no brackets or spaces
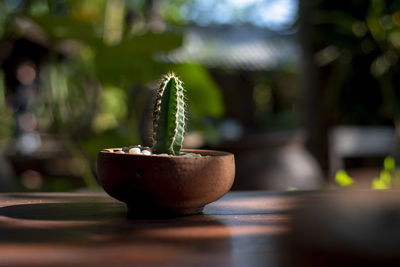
0,191,298,267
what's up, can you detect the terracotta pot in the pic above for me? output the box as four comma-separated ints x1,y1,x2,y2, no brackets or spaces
97,148,235,216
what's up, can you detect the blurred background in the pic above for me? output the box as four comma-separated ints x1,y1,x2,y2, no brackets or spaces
0,0,399,192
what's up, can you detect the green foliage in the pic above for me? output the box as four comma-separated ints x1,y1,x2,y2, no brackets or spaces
0,0,226,191
39,63,100,190
92,85,127,133
174,64,224,118
310,1,400,125
372,170,391,190
152,73,186,155
371,156,399,189
160,0,191,25
94,34,182,84
335,156,400,190
33,14,101,45
335,169,354,187
372,170,389,189
33,14,183,84
0,72,13,140
384,156,395,171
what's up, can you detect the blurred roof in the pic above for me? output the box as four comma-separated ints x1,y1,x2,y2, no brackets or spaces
159,25,298,71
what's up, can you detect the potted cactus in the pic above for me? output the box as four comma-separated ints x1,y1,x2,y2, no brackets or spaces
97,73,235,216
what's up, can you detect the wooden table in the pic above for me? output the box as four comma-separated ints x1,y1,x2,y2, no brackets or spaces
0,191,297,267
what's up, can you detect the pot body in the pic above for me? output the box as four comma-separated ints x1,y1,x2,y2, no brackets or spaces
97,149,235,215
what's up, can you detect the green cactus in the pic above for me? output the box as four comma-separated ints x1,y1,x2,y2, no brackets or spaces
152,73,186,155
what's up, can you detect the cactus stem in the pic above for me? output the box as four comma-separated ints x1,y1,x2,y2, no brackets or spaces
152,73,186,155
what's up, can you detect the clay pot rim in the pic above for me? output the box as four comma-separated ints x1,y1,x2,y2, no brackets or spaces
100,148,233,158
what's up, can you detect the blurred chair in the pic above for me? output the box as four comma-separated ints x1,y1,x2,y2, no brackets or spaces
329,126,398,179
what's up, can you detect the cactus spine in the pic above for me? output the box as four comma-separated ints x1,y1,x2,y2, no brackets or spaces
152,73,186,155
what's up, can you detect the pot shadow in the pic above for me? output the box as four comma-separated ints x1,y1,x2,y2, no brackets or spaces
0,202,127,221
2,192,112,202
0,200,290,266
126,205,204,219
0,202,232,245
0,202,125,243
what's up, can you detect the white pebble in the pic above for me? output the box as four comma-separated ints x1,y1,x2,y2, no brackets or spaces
129,147,141,154
116,150,125,154
141,150,151,155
